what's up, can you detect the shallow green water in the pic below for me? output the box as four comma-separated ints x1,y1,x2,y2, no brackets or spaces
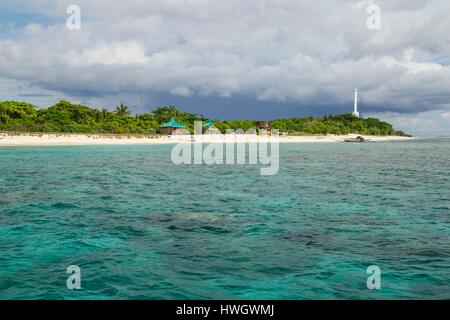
0,139,449,299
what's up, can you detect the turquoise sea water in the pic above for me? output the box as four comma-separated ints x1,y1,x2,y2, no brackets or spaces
0,139,449,299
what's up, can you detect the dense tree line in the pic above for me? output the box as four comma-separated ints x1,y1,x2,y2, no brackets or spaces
0,100,408,136
271,114,408,136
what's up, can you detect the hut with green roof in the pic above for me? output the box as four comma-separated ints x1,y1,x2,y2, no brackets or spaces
159,118,186,135
204,119,221,135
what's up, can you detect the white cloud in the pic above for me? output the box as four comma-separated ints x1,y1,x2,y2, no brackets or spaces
368,110,450,136
82,41,148,65
170,86,192,97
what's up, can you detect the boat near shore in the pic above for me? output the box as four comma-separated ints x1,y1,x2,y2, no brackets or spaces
344,134,370,143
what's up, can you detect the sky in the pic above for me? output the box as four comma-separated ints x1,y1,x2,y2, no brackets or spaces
0,0,449,136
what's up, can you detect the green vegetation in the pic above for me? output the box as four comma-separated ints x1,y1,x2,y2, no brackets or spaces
272,114,409,136
0,100,408,136
115,103,131,117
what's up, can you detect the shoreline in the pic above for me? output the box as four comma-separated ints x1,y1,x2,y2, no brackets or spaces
0,132,414,147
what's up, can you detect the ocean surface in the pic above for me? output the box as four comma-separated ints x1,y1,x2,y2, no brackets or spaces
0,139,449,299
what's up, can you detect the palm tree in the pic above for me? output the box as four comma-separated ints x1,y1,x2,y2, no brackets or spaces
152,105,181,123
100,108,109,121
115,103,131,117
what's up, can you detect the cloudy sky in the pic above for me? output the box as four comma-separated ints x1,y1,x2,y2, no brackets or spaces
0,0,449,135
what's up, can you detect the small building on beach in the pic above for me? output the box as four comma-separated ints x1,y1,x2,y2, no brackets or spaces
159,118,186,135
257,121,273,135
204,119,221,135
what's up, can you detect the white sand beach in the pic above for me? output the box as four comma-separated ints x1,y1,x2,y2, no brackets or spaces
0,132,413,147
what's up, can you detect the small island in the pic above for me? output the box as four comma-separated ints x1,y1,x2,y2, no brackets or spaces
0,100,410,146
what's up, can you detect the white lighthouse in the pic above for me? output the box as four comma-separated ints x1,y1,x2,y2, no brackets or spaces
352,89,360,118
